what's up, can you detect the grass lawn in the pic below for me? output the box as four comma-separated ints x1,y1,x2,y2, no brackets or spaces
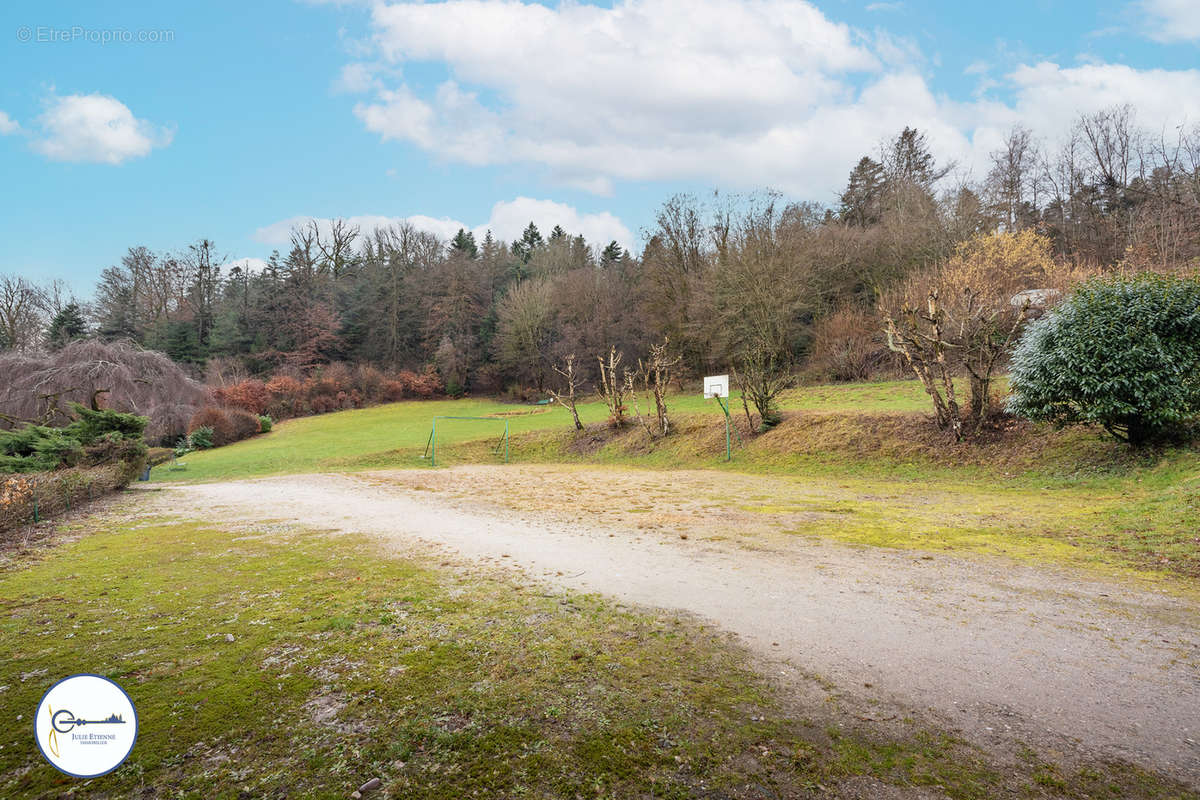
150,379,934,484
1,513,1191,799
152,378,1200,585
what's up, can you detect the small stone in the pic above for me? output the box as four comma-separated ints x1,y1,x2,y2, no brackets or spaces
358,777,382,793
224,633,235,642
391,760,406,770
349,792,361,799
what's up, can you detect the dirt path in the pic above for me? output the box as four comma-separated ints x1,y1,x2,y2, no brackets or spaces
144,467,1200,784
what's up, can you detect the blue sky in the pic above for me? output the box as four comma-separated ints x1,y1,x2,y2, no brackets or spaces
1,0,1198,294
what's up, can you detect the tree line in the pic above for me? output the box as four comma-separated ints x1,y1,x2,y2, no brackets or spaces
3,106,1198,403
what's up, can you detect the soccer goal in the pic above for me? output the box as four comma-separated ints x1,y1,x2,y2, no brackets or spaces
421,416,510,467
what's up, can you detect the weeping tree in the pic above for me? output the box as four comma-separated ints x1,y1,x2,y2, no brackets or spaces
0,339,206,444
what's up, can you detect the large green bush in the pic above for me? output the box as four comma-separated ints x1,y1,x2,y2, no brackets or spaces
0,404,148,473
1007,273,1200,444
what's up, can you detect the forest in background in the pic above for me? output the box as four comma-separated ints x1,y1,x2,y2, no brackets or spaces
2,107,1199,408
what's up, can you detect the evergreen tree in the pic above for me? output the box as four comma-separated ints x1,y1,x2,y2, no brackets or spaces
600,240,625,266
163,319,202,364
511,222,544,264
839,156,885,226
549,224,567,242
47,302,88,349
450,228,479,259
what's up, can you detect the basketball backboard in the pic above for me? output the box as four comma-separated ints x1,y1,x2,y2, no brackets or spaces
703,374,729,399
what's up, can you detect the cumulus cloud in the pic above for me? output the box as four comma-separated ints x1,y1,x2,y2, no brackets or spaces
33,93,172,164
254,197,635,252
342,0,1200,198
1139,0,1200,42
0,111,19,135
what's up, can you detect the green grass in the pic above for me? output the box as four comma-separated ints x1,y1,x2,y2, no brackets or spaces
1,515,1191,799
152,379,931,484
151,378,1200,584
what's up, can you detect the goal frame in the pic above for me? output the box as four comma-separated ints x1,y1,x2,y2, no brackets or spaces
423,416,510,467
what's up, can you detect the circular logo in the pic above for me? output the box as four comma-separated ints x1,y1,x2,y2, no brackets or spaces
35,675,138,778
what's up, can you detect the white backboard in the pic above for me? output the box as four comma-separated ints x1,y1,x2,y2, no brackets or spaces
703,374,729,399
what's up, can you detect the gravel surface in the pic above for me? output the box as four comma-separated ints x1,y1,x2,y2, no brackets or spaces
144,467,1200,785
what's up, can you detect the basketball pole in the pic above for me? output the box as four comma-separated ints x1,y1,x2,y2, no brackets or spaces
715,395,731,462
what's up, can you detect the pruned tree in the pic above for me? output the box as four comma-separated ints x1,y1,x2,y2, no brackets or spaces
547,353,585,431
883,230,1069,438
637,337,681,437
596,346,627,428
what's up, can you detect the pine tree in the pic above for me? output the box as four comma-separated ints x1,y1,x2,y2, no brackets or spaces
600,240,624,266
47,302,88,349
450,228,478,259
511,222,544,264
839,156,885,226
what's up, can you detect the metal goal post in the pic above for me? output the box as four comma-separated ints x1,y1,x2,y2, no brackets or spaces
422,416,510,467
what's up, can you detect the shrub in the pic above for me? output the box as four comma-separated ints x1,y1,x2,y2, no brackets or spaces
226,408,262,442
0,403,149,474
265,375,304,418
258,415,273,433
1008,273,1200,445
188,407,235,447
212,379,271,415
188,426,215,450
807,306,893,382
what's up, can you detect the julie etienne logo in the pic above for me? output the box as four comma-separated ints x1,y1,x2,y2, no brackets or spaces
35,674,138,778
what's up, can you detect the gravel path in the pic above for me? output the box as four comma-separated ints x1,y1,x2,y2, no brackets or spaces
146,468,1200,784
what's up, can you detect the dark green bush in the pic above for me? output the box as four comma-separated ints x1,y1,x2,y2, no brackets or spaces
188,426,215,450
258,415,273,433
65,403,147,444
1007,273,1200,444
0,404,148,473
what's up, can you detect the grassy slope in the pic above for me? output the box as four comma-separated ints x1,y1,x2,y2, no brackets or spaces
1,515,1190,799
151,380,934,483
154,379,1200,584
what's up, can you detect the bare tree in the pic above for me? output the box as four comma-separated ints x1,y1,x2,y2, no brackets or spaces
0,275,48,352
314,218,362,279
638,337,681,436
731,343,793,432
985,125,1041,232
596,346,627,427
547,353,585,430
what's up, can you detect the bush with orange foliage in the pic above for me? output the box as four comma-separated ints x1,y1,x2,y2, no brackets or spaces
211,379,271,415
210,364,445,424
265,375,304,419
188,407,236,447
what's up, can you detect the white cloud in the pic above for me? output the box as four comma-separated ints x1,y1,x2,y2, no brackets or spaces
33,93,172,164
341,0,1200,199
1140,0,1200,42
333,62,383,93
255,197,634,252
0,111,19,135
